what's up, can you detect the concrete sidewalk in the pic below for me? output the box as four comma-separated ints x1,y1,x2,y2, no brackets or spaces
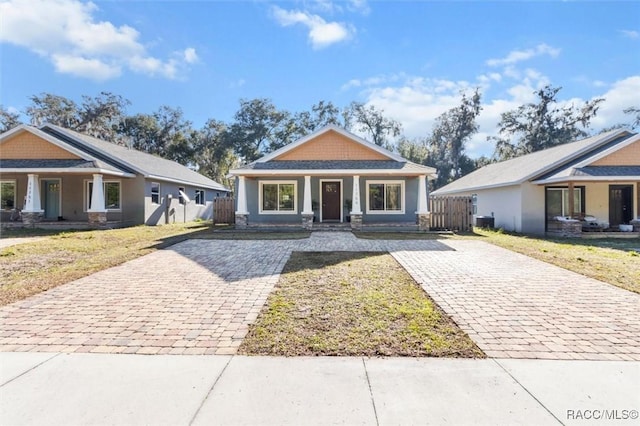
1,353,638,426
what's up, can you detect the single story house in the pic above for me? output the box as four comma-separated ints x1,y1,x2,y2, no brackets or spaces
228,125,437,230
0,124,230,227
432,129,640,235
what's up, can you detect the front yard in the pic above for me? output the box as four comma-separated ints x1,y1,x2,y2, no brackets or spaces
239,251,484,357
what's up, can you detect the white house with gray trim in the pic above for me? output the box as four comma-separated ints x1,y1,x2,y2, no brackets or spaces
0,124,230,227
229,125,437,230
432,129,640,235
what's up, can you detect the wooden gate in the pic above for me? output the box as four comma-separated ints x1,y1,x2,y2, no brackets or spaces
429,196,473,231
213,197,235,224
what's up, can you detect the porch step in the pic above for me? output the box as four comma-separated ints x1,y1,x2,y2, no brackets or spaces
312,223,351,231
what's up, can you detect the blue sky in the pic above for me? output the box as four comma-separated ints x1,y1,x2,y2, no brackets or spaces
1,0,639,157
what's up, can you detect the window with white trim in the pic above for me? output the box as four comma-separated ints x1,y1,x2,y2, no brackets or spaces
85,180,121,211
151,182,160,204
0,180,16,210
259,181,297,213
366,181,404,214
195,189,205,205
472,194,478,215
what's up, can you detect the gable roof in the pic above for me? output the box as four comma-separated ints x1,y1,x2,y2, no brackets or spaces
257,124,406,163
433,129,637,194
0,124,228,191
231,124,436,177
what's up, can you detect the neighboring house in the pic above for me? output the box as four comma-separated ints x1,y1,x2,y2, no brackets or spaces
432,129,640,234
229,125,437,230
0,124,230,227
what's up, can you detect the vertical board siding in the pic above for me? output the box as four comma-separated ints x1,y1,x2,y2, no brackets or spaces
213,197,235,224
429,196,473,231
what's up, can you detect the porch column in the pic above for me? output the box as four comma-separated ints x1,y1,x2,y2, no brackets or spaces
22,174,44,224
235,176,249,229
350,175,362,230
567,181,575,218
88,174,107,227
301,175,313,230
416,174,430,231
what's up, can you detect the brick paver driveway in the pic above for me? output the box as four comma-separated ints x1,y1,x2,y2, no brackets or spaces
1,233,638,360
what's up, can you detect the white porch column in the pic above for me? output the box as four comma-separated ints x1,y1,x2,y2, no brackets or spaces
302,175,313,214
88,174,106,212
416,174,429,214
235,176,249,214
350,175,362,215
23,174,43,213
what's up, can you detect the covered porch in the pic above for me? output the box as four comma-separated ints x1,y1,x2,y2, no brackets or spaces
536,176,640,237
234,172,433,231
1,169,135,229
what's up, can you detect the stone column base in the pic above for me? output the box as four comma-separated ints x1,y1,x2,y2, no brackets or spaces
631,219,640,232
301,214,314,230
417,213,430,231
88,211,108,228
350,214,362,231
235,213,249,229
547,220,582,237
21,211,44,225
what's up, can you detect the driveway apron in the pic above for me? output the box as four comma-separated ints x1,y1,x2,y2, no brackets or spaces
1,233,638,360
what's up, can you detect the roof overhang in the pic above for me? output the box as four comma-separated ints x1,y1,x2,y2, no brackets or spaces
146,174,230,191
229,168,436,178
0,168,136,178
532,176,640,185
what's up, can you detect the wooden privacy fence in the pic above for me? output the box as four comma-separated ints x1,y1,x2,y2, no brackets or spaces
213,197,235,224
429,195,473,231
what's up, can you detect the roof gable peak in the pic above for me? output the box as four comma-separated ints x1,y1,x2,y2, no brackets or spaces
256,124,405,163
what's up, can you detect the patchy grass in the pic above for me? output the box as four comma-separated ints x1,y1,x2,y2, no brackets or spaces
466,228,640,294
240,251,484,357
0,223,211,306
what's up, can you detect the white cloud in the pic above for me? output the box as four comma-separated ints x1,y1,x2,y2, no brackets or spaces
51,53,121,80
589,76,640,129
486,43,561,67
342,58,639,158
183,48,198,64
0,0,196,81
271,6,354,49
619,29,639,39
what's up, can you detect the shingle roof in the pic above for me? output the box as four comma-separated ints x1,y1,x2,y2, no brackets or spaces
0,159,96,168
433,129,636,194
574,166,640,177
40,125,229,191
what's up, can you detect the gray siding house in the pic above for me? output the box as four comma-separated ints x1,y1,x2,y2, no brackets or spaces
229,125,437,230
0,124,230,227
433,129,640,235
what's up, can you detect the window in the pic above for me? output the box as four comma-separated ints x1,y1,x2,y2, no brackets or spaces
259,181,297,213
178,187,186,205
151,182,160,204
85,180,121,211
472,194,478,215
366,181,404,214
1,181,16,210
195,189,205,205
546,187,584,219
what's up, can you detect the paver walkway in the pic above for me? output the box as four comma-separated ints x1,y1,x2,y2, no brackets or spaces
1,233,638,360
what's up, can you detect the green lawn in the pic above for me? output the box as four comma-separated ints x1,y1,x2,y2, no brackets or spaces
239,251,484,357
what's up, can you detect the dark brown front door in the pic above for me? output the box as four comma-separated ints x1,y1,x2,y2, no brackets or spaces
609,185,633,226
322,181,341,221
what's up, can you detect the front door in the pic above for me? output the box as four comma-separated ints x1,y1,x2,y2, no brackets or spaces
41,180,61,220
609,185,633,227
321,181,341,222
